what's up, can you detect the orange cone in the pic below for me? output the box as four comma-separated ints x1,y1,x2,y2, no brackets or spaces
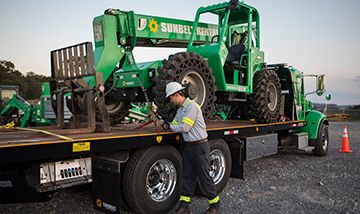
339,125,352,153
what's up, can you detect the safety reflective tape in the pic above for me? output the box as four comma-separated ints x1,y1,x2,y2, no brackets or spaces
208,195,220,204
224,130,239,135
186,100,201,109
195,103,201,109
171,119,178,125
182,117,194,126
180,195,191,202
184,100,192,108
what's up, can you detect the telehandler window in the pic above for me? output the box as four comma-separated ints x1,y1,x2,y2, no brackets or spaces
228,22,256,48
194,12,223,45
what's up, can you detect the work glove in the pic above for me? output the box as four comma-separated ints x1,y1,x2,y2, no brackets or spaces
161,122,170,131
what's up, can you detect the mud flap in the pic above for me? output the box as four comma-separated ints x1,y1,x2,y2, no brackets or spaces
227,137,245,179
92,153,130,213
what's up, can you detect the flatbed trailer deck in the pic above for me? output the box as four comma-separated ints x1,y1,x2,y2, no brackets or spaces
0,120,305,165
0,119,316,213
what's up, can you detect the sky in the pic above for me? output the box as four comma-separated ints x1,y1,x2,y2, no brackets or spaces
0,0,359,105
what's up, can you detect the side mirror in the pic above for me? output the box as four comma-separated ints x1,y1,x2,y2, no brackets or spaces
316,75,326,96
325,94,332,101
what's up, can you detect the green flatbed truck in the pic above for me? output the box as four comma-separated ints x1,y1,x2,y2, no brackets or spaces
0,64,330,212
0,118,328,213
0,1,331,213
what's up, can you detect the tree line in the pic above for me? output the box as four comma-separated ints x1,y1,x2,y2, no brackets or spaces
0,60,51,100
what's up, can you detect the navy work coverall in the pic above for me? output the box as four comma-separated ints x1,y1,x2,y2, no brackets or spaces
170,97,219,205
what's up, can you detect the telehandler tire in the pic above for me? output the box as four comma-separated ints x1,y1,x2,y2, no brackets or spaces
249,69,281,123
153,52,216,121
63,94,130,125
104,100,131,125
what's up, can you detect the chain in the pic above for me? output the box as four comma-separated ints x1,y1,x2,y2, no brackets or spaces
110,124,134,131
135,75,161,128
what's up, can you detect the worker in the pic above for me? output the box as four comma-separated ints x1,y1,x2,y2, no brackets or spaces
162,82,220,214
226,31,247,65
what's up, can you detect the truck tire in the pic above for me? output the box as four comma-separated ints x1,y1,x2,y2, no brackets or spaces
249,69,281,123
197,139,232,196
313,122,329,156
153,52,216,121
123,146,182,214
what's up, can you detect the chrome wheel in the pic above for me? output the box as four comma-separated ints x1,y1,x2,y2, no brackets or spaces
181,70,206,107
209,149,226,185
146,159,177,202
322,131,328,151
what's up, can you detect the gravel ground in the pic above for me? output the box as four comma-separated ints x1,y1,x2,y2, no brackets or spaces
0,121,359,214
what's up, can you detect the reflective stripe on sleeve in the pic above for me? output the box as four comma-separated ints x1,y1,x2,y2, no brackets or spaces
182,117,194,126
171,119,179,125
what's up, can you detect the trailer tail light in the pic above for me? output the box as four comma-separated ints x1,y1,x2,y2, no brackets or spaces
224,130,239,135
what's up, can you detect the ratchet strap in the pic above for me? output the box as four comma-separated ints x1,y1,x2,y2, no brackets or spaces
1,121,72,141
15,127,73,141
0,121,15,129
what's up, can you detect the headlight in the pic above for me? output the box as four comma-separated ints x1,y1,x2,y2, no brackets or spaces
148,69,155,78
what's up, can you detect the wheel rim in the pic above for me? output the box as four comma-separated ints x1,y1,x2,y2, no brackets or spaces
105,100,124,114
209,149,226,185
322,130,328,150
181,70,206,107
267,83,278,111
146,159,177,202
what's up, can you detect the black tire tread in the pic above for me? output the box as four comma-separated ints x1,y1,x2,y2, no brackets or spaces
152,52,216,121
123,146,182,214
313,123,329,156
106,102,131,125
248,69,281,123
123,147,150,214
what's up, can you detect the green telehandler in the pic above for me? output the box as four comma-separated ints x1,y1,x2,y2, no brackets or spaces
0,83,56,127
50,0,328,135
